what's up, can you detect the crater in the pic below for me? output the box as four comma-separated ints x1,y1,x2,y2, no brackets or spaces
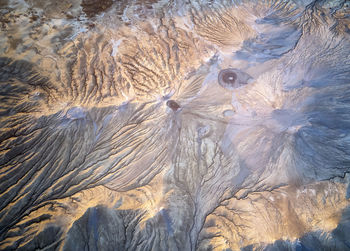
166,100,180,111
218,68,249,90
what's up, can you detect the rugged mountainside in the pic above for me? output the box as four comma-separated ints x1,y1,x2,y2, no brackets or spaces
0,0,350,250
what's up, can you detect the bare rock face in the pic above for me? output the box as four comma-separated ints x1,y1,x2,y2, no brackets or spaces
81,0,113,18
0,0,350,250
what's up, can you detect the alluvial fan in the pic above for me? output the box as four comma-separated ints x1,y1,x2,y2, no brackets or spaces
0,0,350,250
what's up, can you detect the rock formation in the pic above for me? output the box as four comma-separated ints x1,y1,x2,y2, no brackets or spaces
0,0,350,250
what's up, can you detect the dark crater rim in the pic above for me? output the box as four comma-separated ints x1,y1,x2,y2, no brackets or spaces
166,100,181,111
218,68,239,88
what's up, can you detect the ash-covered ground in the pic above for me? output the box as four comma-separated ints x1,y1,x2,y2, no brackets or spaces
1,0,350,250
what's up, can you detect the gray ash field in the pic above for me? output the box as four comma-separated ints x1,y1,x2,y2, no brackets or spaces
1,0,350,250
